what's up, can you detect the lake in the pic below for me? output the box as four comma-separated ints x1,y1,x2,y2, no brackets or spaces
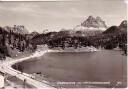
13,50,127,88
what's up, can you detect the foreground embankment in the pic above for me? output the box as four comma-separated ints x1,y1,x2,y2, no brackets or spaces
0,48,56,89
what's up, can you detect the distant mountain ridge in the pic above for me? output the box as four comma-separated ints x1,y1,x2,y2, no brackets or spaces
4,25,29,34
0,16,127,60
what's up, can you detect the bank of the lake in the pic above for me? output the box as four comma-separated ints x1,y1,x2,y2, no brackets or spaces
12,50,127,88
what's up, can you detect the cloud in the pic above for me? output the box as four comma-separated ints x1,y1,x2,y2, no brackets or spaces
0,1,126,32
10,4,36,12
0,3,42,17
0,2,86,19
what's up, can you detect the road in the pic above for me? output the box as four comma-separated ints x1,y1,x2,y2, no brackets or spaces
0,50,56,89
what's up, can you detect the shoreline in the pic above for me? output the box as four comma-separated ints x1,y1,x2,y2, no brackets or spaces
1,46,125,88
2,46,99,88
11,49,126,88
1,49,56,89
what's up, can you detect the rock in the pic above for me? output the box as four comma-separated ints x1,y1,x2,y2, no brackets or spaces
74,15,107,31
81,15,107,30
4,25,29,34
119,20,127,30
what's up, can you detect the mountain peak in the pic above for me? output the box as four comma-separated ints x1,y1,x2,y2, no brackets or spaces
96,16,102,21
120,20,127,27
13,25,29,34
80,16,107,30
119,20,127,30
4,25,29,34
87,15,95,20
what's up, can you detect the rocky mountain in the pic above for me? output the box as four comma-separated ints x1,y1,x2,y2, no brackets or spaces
0,26,36,60
103,20,127,34
119,20,127,31
4,25,29,34
74,16,107,31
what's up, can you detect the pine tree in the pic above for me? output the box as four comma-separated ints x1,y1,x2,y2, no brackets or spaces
9,30,12,44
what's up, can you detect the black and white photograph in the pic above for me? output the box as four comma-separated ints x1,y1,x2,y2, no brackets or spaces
0,0,127,88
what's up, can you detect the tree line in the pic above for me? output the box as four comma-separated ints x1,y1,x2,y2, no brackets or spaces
46,31,127,54
0,27,36,60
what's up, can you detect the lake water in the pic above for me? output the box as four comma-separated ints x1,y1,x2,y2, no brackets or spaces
13,50,127,88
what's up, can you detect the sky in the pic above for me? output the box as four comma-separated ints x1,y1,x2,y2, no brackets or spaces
0,0,127,33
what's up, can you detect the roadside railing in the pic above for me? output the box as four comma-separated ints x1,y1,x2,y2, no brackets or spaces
3,62,57,88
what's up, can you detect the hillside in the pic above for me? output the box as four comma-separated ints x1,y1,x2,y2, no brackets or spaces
31,18,127,54
0,17,126,59
0,26,36,60
31,16,108,45
103,20,127,34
